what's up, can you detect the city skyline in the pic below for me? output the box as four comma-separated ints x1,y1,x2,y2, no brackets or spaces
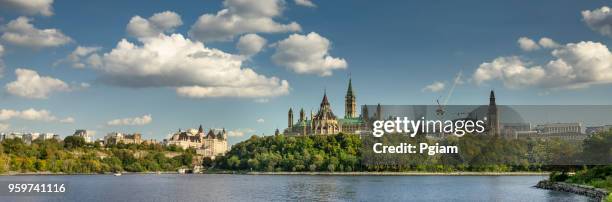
0,0,611,144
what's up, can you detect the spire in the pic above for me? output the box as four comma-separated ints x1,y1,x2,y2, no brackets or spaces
489,90,496,106
346,78,354,97
198,125,203,133
321,90,329,106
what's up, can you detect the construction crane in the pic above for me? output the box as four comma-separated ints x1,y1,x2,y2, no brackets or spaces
436,70,463,117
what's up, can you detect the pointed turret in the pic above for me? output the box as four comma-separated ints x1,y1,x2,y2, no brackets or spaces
345,78,356,118
288,108,294,128
321,90,330,107
198,125,203,133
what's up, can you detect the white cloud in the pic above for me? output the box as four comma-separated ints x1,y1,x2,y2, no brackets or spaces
227,128,256,137
473,41,612,89
189,0,301,42
518,37,540,51
107,114,152,126
1,17,72,49
0,108,69,122
582,6,612,37
237,33,267,57
538,37,560,49
55,46,102,68
59,117,75,123
126,11,183,39
272,32,347,76
422,81,445,92
254,98,269,103
0,0,54,16
294,0,316,7
89,33,289,99
5,68,71,99
256,118,265,123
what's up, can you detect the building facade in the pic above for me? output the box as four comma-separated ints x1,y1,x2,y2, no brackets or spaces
164,125,228,158
104,132,143,145
284,79,366,135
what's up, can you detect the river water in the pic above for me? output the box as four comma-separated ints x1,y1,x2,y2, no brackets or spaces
0,174,592,201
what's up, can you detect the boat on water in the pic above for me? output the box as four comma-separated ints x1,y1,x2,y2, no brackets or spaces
114,172,122,176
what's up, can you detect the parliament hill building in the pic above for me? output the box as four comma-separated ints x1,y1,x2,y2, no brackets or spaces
284,79,367,135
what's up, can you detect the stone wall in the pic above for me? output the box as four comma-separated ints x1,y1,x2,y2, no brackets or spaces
536,180,609,201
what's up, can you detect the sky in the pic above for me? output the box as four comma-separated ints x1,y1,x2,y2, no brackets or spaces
0,0,611,144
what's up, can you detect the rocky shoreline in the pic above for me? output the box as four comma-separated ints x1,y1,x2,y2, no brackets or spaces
535,180,609,201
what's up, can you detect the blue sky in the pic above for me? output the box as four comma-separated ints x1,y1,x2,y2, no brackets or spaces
0,0,611,144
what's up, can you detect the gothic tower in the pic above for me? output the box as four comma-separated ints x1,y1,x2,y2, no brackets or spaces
487,90,499,136
299,108,305,122
345,78,357,118
288,108,293,129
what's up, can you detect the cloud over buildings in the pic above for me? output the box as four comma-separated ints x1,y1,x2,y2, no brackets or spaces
189,0,301,42
272,32,347,76
5,68,71,99
473,41,612,89
89,33,289,99
107,114,152,126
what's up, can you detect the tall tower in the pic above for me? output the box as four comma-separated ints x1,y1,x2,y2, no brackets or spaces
376,103,382,120
345,78,357,118
299,108,305,122
488,90,499,136
288,108,293,129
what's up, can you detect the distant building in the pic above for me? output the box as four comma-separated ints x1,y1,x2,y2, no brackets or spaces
535,123,584,134
73,129,94,143
487,90,500,136
586,125,612,134
165,125,228,159
104,132,143,145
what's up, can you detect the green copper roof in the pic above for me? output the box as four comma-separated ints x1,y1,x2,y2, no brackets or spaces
339,118,364,124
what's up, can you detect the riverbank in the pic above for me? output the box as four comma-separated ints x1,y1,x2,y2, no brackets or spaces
1,171,549,176
245,171,549,176
536,180,610,202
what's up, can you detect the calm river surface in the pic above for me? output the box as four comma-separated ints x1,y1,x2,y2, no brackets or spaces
0,174,592,201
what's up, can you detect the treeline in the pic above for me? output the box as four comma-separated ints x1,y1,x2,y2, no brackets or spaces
215,134,361,172
215,130,612,172
0,137,195,174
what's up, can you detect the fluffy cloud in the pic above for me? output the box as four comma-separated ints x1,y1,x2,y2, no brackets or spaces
538,37,561,49
126,11,183,39
89,33,289,99
107,114,152,126
5,68,71,99
272,32,347,76
0,108,68,122
189,0,301,42
227,128,256,137
0,0,53,16
237,34,267,57
518,37,540,51
582,6,612,37
518,37,561,51
1,17,72,49
473,41,612,89
294,0,316,7
422,81,445,92
256,118,265,123
55,46,102,68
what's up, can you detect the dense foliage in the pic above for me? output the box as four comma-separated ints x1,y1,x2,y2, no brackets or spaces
216,131,611,173
216,133,361,172
0,137,194,174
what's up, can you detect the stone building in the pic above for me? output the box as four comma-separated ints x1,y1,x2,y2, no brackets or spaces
165,125,228,158
104,132,143,145
284,79,366,135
